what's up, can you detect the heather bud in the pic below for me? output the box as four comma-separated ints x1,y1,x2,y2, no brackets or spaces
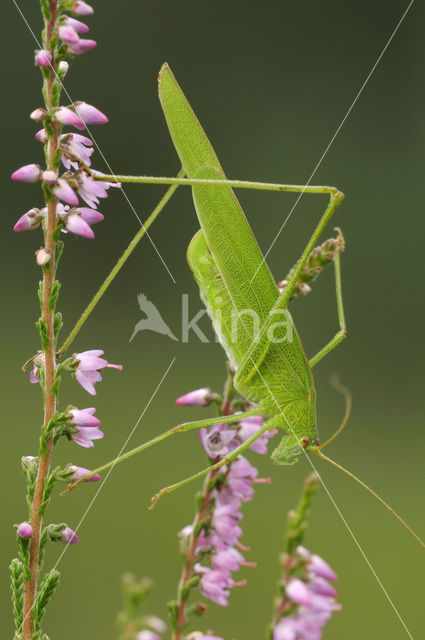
17,522,33,539
30,108,47,122
74,102,108,125
67,465,101,482
72,1,94,15
36,249,51,266
41,169,58,184
59,526,79,544
176,388,213,406
34,49,52,67
11,164,41,183
14,208,44,232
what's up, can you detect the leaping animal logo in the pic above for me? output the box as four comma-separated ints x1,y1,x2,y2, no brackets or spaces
129,293,178,342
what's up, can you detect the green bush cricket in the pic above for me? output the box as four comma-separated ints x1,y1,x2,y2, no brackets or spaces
61,65,424,548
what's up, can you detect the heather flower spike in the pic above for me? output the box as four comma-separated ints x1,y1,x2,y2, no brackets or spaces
10,2,122,634
271,474,341,640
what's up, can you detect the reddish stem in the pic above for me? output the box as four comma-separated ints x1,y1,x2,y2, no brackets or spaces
22,2,59,636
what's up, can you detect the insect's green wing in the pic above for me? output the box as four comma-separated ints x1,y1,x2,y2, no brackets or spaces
158,63,278,354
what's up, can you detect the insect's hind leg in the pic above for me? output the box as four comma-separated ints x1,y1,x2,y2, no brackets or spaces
309,237,347,368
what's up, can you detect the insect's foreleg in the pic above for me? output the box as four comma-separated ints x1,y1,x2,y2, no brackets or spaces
150,422,271,508
62,408,261,493
309,243,347,368
270,191,345,313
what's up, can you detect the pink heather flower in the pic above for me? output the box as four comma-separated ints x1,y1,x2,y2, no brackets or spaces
296,546,337,582
72,1,94,15
53,106,85,130
195,564,232,607
71,425,104,448
238,416,277,455
76,171,119,208
211,547,247,572
79,207,104,224
59,526,79,544
34,49,52,67
73,349,122,395
21,456,37,467
52,179,79,205
61,132,94,170
74,102,108,125
68,39,97,54
29,353,44,383
14,207,44,232
226,456,258,501
35,128,48,143
41,169,58,184
11,163,41,183
36,249,51,266
30,108,47,122
58,25,80,45
17,522,33,539
200,424,237,459
63,212,94,238
67,464,101,482
68,406,101,427
63,16,90,33
176,387,213,406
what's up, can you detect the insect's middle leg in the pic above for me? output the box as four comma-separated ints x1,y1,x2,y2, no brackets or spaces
150,422,271,507
309,249,347,368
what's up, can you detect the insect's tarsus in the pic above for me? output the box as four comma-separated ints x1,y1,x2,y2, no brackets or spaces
318,375,352,450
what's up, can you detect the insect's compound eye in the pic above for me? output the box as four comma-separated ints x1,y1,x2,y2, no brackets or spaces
300,436,310,447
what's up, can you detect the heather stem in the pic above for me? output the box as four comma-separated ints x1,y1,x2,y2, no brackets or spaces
23,2,60,636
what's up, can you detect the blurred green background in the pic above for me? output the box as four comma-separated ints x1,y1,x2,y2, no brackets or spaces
1,0,424,638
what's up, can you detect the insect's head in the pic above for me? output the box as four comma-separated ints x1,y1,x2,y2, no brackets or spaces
271,432,318,465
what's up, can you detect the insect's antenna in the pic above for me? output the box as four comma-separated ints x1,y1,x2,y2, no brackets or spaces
317,375,352,450
314,448,425,549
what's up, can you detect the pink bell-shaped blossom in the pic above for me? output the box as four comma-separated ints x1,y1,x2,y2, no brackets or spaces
62,16,90,33
68,406,101,427
17,522,33,539
76,171,119,208
53,106,85,130
67,464,101,482
72,1,94,15
34,49,52,67
11,164,41,183
73,349,122,395
73,102,108,125
14,207,44,232
52,179,79,205
176,387,213,406
30,108,47,122
71,425,104,448
68,39,97,54
58,25,80,45
58,526,79,544
36,249,51,266
61,132,94,170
